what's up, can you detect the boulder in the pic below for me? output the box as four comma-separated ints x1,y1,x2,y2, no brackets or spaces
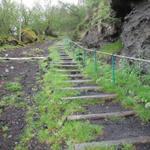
121,2,150,73
45,26,58,38
21,28,38,43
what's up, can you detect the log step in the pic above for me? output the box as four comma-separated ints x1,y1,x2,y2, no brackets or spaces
54,62,77,65
61,86,100,91
64,79,92,84
62,94,116,100
55,65,78,68
74,136,150,150
67,111,135,121
62,74,83,78
61,57,70,59
57,69,80,73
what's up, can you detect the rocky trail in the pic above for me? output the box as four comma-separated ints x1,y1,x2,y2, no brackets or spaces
54,46,150,150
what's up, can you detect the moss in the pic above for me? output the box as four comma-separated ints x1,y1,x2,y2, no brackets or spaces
22,28,38,43
100,40,124,54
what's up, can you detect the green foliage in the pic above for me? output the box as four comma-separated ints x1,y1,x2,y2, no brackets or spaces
0,95,26,109
100,40,124,54
0,0,19,35
4,82,22,92
17,45,103,149
66,41,150,122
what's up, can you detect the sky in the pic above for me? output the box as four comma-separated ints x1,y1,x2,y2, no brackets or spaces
14,0,78,8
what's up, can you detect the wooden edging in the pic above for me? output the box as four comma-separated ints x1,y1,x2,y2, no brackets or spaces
67,111,135,121
74,136,150,150
60,86,100,91
64,79,92,84
62,94,116,100
0,57,47,61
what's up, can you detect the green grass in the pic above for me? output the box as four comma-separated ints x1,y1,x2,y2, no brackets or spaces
100,40,124,54
16,45,103,150
65,41,150,122
0,94,26,110
4,82,22,92
0,44,20,52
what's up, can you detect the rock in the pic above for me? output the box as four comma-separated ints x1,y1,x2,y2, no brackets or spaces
5,68,9,73
10,66,14,70
45,26,58,37
145,102,150,109
121,2,150,73
21,28,38,43
82,21,121,48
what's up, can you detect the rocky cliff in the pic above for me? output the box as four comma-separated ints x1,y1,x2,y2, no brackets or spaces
75,0,150,59
74,0,150,72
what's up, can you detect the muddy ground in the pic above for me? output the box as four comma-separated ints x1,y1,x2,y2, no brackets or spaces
0,40,53,150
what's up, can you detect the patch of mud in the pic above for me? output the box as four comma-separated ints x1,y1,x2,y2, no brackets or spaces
0,107,26,150
28,138,51,150
75,102,130,115
91,116,150,141
0,40,53,149
136,143,150,150
0,40,53,57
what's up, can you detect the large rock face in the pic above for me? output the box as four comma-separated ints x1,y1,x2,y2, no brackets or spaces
121,2,150,73
82,21,121,48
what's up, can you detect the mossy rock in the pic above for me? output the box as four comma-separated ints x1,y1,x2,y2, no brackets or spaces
21,28,38,43
6,37,19,46
0,38,5,46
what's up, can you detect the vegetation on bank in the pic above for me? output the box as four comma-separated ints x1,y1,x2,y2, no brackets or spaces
65,40,150,122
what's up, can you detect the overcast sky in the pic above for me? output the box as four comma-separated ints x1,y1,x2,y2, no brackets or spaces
14,0,78,8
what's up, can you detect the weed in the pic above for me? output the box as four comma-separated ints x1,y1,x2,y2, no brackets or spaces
4,82,22,92
16,45,103,150
65,41,150,122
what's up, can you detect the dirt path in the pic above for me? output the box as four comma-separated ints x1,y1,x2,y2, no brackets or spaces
0,40,53,57
57,50,150,150
0,40,53,150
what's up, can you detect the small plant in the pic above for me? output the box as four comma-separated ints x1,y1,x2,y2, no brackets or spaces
4,82,22,92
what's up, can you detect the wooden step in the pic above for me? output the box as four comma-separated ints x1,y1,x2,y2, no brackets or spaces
62,94,116,100
74,136,150,150
61,58,72,61
60,54,68,56
57,69,81,73
63,74,83,78
64,79,92,84
67,111,135,121
61,86,100,91
55,65,78,68
54,62,76,65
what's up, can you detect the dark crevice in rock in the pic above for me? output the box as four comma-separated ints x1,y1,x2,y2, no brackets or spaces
110,0,147,21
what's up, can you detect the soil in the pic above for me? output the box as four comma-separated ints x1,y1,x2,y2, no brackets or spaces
75,101,130,115
91,116,150,141
0,40,53,150
0,40,53,57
